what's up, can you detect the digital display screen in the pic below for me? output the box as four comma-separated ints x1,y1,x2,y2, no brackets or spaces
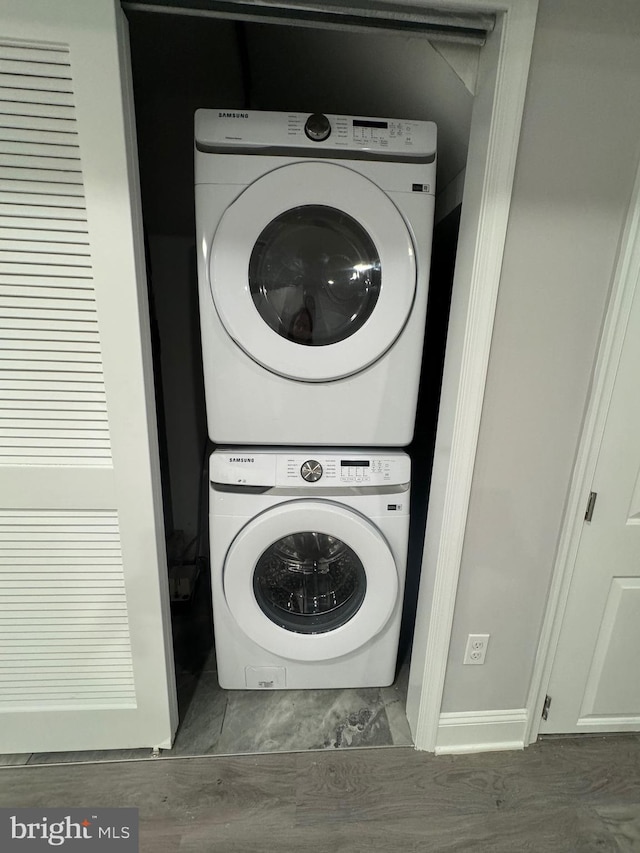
341,460,371,467
353,120,388,129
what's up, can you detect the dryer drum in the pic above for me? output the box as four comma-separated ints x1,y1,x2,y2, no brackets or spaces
253,532,367,634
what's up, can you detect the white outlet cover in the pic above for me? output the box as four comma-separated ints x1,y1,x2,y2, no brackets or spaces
463,633,490,665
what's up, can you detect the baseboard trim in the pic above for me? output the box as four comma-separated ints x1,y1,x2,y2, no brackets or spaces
435,709,528,754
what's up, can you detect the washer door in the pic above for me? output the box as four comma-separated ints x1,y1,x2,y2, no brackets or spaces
223,500,399,661
209,161,416,382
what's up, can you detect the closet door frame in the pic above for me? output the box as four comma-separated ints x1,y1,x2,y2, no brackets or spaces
0,0,537,754
121,0,540,753
374,1,539,753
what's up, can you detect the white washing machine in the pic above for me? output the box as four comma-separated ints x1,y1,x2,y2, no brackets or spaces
210,448,410,689
195,109,436,446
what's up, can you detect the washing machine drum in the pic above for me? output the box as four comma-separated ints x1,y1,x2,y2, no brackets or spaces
209,161,416,382
223,500,399,661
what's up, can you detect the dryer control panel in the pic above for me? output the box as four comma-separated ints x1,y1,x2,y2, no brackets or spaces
211,449,410,488
195,109,437,162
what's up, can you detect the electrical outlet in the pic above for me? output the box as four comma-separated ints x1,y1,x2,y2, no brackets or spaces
463,633,490,665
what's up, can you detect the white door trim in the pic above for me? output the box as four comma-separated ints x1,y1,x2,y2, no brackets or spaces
524,151,640,744
404,0,538,751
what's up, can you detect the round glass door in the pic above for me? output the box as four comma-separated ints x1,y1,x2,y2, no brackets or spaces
253,531,367,633
222,500,399,662
249,205,381,347
209,162,416,382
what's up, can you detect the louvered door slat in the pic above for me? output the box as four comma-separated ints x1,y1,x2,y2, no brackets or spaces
0,434,110,446
0,166,82,183
0,138,79,157
0,380,104,393
0,180,83,197
0,292,95,308
0,124,80,142
0,153,80,172
0,202,85,219
0,262,91,280
0,455,110,466
0,308,97,324
0,427,108,440
0,309,95,324
0,406,107,418
2,578,124,587
0,191,84,207
0,385,103,398
2,654,130,661
0,45,70,63
0,100,75,120
0,72,73,92
0,342,102,354
0,88,75,108
0,223,88,236
0,324,98,338
0,558,121,566
0,364,100,378
0,274,92,289
0,59,73,79
0,625,129,635
0,399,106,411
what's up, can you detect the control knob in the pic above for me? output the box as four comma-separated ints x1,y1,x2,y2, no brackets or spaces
304,113,331,142
300,460,323,482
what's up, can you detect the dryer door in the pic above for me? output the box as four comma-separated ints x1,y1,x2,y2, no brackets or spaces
223,500,399,661
209,161,416,381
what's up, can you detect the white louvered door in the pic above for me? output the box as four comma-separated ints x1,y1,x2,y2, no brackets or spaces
0,0,177,752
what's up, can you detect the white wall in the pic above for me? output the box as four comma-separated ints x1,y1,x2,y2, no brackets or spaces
441,0,640,712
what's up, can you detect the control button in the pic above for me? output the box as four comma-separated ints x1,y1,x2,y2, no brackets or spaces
304,113,331,142
300,459,323,482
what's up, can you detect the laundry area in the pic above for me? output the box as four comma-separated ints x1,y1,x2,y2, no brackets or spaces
0,0,495,765
5,0,640,781
114,5,474,760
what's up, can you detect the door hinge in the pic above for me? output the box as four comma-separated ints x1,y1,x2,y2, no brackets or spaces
584,491,597,522
542,694,552,721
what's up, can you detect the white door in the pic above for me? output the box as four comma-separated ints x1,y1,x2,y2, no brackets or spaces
209,161,416,381
541,233,640,734
224,500,398,660
0,0,177,753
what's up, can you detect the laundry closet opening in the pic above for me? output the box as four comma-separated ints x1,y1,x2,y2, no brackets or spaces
125,6,475,756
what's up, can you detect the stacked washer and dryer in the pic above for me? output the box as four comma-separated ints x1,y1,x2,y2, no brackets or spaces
195,110,436,689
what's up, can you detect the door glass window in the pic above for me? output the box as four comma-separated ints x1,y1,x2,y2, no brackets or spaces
249,205,381,346
253,531,367,633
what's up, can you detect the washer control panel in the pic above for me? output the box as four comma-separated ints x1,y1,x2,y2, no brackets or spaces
196,109,437,161
211,450,410,487
283,454,401,485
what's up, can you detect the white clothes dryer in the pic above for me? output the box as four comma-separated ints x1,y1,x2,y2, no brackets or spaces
195,109,436,446
210,448,410,689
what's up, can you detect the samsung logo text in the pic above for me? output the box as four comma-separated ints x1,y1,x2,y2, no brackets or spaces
217,112,248,119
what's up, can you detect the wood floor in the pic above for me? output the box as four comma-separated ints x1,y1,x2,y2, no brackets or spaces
1,734,639,851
